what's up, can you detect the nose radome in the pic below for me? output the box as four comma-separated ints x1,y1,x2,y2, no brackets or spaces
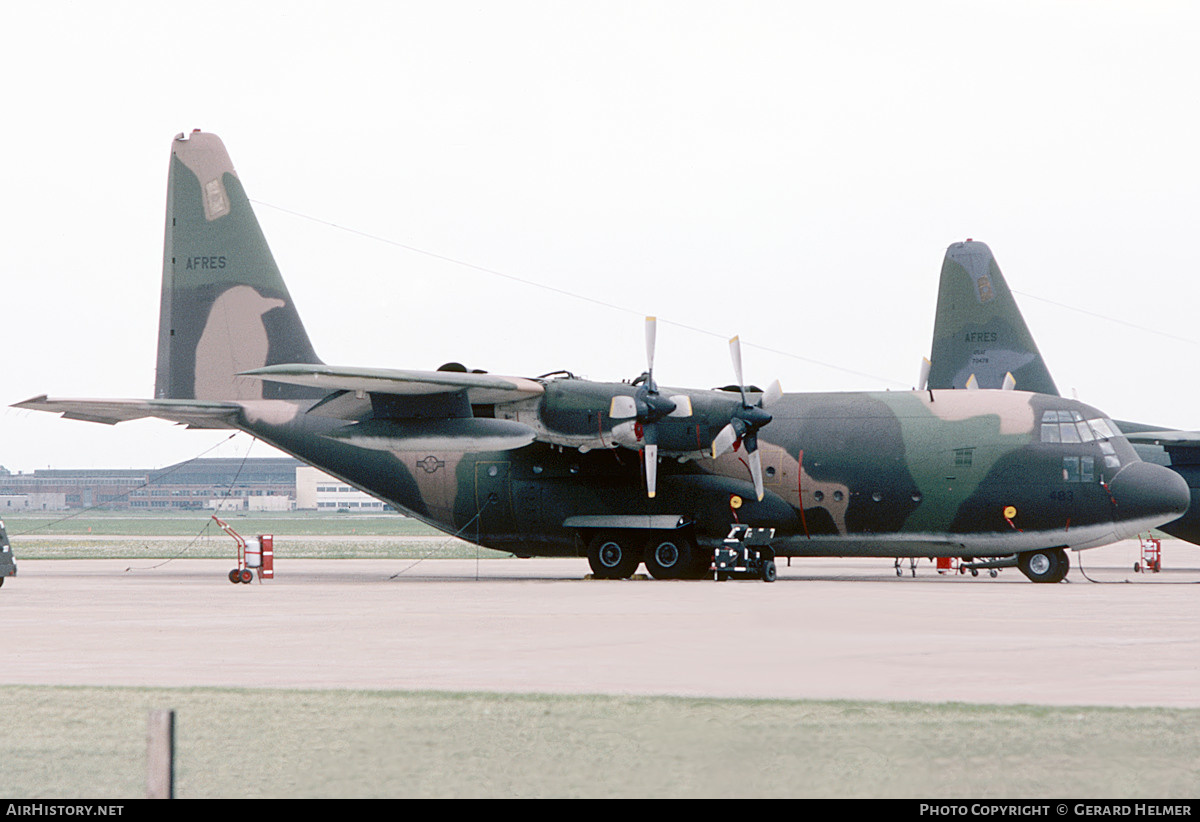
1108,462,1191,528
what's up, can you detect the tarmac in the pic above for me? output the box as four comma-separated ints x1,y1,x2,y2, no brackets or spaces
3,539,1198,707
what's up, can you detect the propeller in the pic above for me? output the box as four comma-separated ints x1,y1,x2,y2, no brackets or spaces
609,317,683,498
711,336,775,501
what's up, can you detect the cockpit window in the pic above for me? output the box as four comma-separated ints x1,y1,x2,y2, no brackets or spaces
1041,412,1119,446
1043,411,1123,475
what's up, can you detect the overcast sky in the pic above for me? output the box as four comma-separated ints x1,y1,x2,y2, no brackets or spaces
3,1,1199,472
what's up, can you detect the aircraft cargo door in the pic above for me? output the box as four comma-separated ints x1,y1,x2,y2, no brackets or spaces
474,460,517,544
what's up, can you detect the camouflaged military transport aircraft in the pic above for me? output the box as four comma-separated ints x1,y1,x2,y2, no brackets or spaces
925,239,1200,547
14,133,1191,583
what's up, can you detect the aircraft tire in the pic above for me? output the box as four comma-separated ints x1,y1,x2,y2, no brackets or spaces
643,535,694,580
1018,548,1068,583
587,533,640,579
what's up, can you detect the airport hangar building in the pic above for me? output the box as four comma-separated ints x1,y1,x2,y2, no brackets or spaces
0,458,387,513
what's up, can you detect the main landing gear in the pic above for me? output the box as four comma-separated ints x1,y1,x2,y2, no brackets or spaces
586,531,712,580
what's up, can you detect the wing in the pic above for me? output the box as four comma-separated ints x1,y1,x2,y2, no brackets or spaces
1121,430,1200,447
240,364,544,405
240,364,542,451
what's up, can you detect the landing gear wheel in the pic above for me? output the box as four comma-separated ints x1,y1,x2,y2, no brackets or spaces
239,569,254,584
228,569,241,584
587,533,640,579
1018,548,1069,583
760,559,777,582
643,536,693,580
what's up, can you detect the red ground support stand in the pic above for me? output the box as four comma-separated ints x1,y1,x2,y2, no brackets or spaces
213,515,274,584
259,534,274,579
1135,537,1162,573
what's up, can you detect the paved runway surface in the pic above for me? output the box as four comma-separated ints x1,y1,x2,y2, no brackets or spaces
4,540,1199,707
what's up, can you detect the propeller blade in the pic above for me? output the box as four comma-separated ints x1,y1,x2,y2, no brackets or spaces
761,379,783,408
668,395,693,417
747,447,764,501
712,423,738,459
644,442,658,498
609,395,637,419
965,373,979,391
1002,372,1016,391
729,336,747,406
645,316,657,380
919,357,931,391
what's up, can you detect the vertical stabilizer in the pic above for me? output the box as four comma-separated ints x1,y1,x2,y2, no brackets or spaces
156,131,322,400
926,240,1060,396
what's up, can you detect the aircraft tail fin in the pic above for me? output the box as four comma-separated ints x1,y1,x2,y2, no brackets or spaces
926,240,1060,396
155,130,323,401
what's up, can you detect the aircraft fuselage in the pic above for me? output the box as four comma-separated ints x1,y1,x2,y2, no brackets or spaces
226,384,1185,561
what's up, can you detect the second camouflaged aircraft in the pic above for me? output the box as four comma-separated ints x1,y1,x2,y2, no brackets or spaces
16,132,1190,582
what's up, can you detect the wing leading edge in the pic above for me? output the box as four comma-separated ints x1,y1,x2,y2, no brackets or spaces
240,364,545,405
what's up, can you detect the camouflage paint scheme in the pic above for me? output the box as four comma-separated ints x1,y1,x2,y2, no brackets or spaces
15,135,1192,582
925,240,1200,546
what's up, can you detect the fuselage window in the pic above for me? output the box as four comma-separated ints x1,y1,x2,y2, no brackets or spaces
1062,456,1095,483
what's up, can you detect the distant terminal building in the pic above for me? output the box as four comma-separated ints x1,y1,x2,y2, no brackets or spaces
0,456,364,513
295,466,389,512
0,458,385,513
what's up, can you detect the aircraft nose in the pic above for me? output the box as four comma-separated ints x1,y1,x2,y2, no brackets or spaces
1107,462,1190,527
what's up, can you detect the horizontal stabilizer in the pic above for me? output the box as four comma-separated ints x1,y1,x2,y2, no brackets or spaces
12,396,240,429
241,364,545,405
326,418,536,451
